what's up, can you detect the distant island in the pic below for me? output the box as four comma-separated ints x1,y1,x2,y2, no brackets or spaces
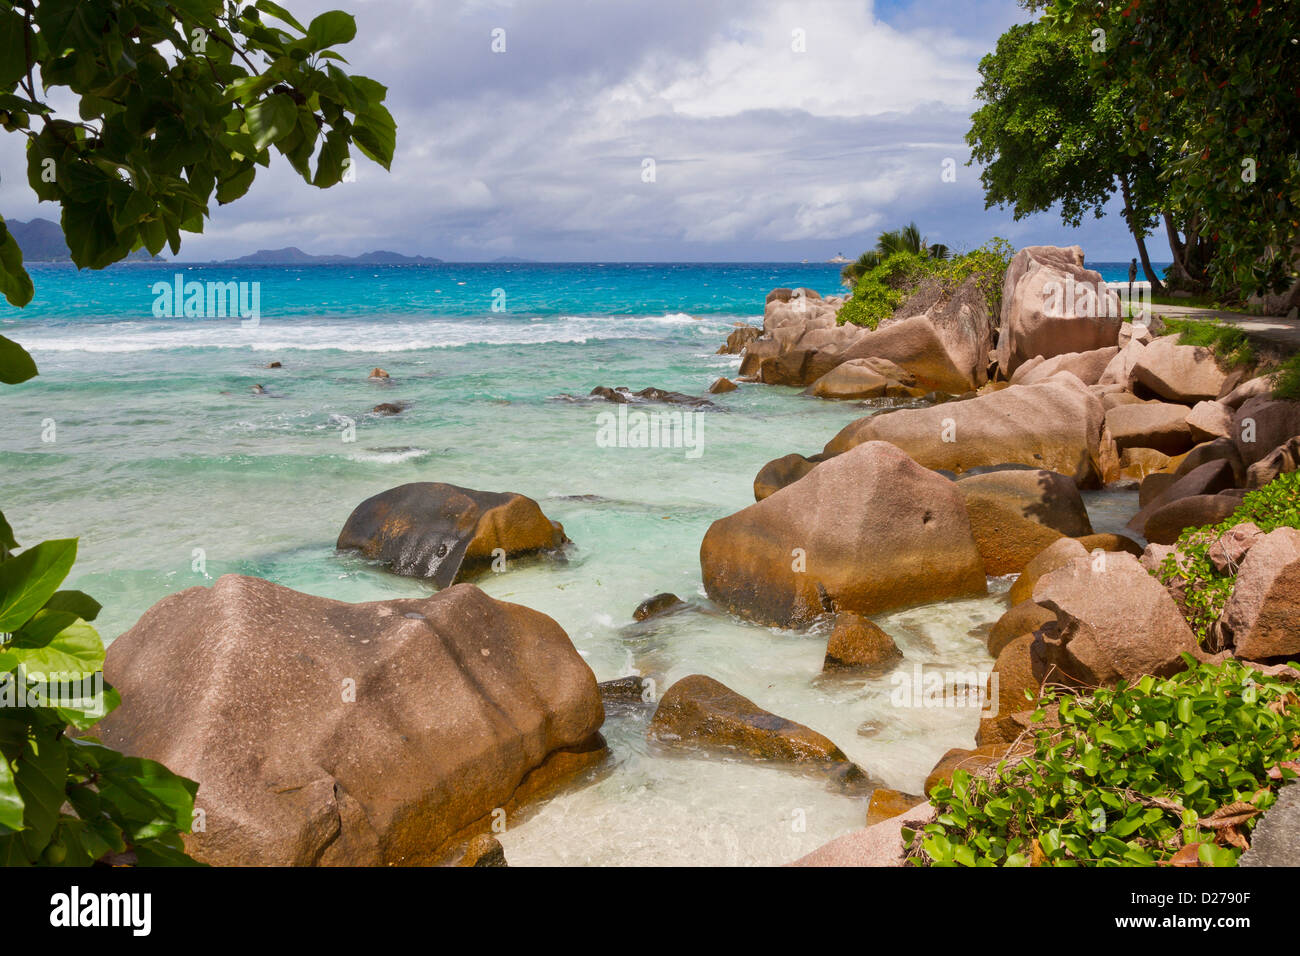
221,246,443,265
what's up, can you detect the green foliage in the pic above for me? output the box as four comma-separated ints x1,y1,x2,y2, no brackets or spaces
911,659,1300,867
0,0,396,304
838,250,933,330
0,0,391,867
1162,319,1255,370
966,16,1160,234
1155,472,1300,643
838,237,1014,331
938,237,1015,320
1270,354,1300,403
840,221,947,285
0,530,202,866
1049,0,1300,298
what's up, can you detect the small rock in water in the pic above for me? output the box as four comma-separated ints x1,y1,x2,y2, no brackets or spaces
265,361,282,369
372,403,405,415
823,613,902,672
369,367,390,379
708,377,738,394
457,833,508,867
633,592,684,622
598,675,651,704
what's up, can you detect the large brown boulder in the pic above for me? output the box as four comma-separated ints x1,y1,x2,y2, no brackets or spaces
1126,459,1238,536
648,675,864,785
996,245,1121,377
718,324,762,354
1128,335,1228,403
94,576,606,865
1098,338,1147,387
834,315,981,394
806,357,918,400
1186,400,1234,443
955,468,1094,575
1246,437,1300,488
1031,552,1201,686
1007,536,1089,606
916,275,996,389
1233,396,1300,467
1011,346,1120,388
1104,401,1196,456
824,377,1105,486
1142,494,1241,546
1217,527,1300,661
987,600,1056,658
701,441,987,627
336,482,567,588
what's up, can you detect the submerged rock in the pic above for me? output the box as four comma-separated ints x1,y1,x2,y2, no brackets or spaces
648,674,867,788
632,592,685,621
708,376,738,394
94,575,606,865
823,612,902,671
337,482,568,588
588,385,717,408
458,834,508,867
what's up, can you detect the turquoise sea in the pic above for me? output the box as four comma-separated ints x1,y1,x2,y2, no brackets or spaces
0,259,1141,865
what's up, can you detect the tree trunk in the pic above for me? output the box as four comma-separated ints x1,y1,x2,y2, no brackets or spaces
1163,211,1194,286
1120,174,1165,294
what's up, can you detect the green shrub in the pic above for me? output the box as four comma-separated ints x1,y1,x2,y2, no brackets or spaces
1270,353,1300,401
1162,318,1255,369
837,250,935,329
910,658,1300,867
0,526,202,866
837,238,1014,330
1154,471,1300,643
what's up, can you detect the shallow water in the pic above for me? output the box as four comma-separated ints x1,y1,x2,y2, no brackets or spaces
0,262,1139,865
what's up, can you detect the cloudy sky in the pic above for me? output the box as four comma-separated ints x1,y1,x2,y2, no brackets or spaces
0,0,1147,262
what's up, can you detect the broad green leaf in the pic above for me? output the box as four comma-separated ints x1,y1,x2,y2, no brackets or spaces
14,727,68,860
0,751,22,831
245,93,297,151
42,590,102,623
0,538,77,632
0,508,16,553
305,11,356,50
9,617,105,677
256,0,307,33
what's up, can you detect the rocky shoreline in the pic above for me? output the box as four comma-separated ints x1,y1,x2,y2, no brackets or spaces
93,244,1300,866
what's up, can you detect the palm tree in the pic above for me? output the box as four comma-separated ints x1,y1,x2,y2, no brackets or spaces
840,222,949,285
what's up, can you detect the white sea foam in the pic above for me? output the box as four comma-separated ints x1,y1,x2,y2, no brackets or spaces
19,314,732,353
346,447,432,464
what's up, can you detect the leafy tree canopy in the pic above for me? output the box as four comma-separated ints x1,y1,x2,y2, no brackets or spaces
0,0,396,317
